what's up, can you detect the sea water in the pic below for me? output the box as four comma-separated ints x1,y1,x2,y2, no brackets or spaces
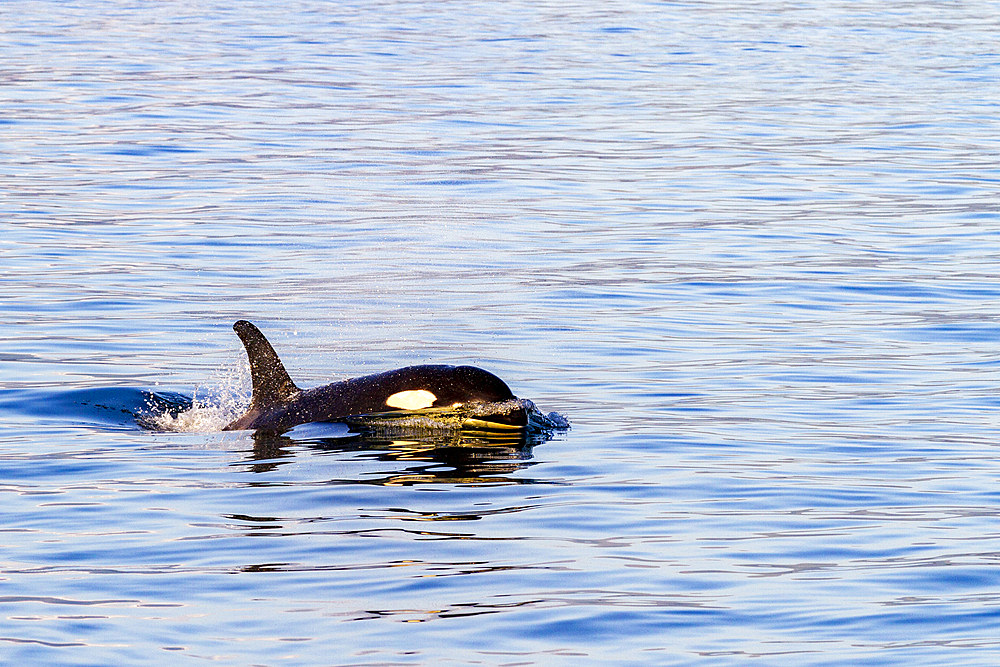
2,1,1000,664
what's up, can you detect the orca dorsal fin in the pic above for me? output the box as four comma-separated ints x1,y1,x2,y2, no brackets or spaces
233,320,300,408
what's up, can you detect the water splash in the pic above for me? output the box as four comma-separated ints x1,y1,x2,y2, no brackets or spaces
146,359,251,433
147,395,240,432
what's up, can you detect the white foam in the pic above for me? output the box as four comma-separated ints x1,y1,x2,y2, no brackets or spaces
152,357,251,433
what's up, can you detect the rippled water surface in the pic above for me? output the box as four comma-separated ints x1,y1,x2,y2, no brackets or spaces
3,1,1000,664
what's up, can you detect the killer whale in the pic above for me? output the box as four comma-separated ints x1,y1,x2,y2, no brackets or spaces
223,320,520,432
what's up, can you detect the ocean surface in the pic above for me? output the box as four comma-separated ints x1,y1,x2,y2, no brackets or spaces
3,1,1000,664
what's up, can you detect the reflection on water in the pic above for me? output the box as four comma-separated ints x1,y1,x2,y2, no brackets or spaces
240,424,550,485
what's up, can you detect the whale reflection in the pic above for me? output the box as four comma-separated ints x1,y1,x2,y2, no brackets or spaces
239,423,556,485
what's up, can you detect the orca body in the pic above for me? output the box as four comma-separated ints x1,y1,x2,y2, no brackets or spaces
223,321,518,432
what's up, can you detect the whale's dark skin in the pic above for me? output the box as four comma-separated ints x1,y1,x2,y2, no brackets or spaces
223,321,517,432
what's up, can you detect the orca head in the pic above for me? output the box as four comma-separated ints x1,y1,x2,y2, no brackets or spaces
446,365,516,405
379,365,515,412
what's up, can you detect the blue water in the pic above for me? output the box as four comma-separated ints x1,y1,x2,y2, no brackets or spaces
3,0,1000,664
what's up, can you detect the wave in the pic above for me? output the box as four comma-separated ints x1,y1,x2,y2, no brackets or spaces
0,387,195,431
